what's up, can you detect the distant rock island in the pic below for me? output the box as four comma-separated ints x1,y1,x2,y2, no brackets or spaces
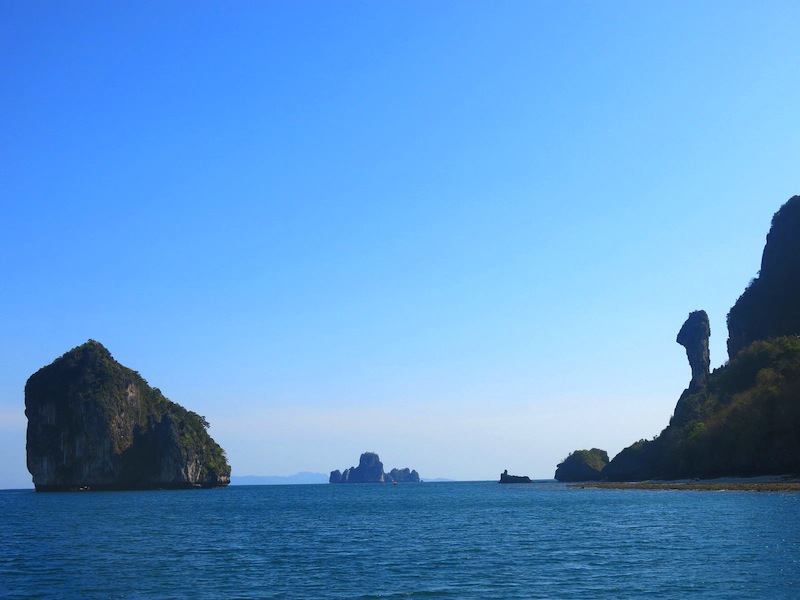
329,452,420,483
557,195,800,482
25,340,231,491
499,470,532,483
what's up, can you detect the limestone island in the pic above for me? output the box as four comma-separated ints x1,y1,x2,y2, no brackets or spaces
554,449,609,482
330,452,420,483
25,340,231,491
556,195,800,484
499,470,532,484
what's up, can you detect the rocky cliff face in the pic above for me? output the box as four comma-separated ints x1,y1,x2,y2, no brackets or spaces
671,310,712,427
329,452,419,483
676,310,710,389
499,470,532,483
388,467,420,483
597,195,800,481
727,196,800,358
554,449,609,482
25,340,230,491
603,335,800,481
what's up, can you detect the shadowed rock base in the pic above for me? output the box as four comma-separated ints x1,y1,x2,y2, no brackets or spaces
34,481,227,492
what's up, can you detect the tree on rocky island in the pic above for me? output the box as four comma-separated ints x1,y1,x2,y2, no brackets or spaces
25,340,230,491
554,449,609,482
595,195,800,481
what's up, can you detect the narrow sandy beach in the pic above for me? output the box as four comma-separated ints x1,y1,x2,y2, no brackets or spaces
571,476,800,492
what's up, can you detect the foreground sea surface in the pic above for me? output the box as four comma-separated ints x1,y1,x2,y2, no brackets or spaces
2,481,799,599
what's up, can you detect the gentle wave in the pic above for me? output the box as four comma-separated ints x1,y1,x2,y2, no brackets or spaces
1,482,799,598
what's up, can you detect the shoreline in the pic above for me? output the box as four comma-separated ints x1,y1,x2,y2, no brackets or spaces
571,475,800,492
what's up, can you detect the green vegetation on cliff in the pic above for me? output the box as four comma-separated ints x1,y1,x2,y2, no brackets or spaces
554,448,609,482
604,336,800,480
600,195,800,481
25,340,230,491
727,197,800,358
566,196,800,482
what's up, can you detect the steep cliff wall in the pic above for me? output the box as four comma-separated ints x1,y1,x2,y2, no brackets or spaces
727,196,800,358
388,467,420,483
603,336,800,480
554,449,609,482
25,340,230,491
676,310,710,389
599,195,800,481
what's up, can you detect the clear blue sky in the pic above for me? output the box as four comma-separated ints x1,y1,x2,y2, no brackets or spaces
1,2,798,488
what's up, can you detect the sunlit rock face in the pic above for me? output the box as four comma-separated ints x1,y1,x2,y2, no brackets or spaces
727,196,800,359
677,310,711,389
25,340,230,491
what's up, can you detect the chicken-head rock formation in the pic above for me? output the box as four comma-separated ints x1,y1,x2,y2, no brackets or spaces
676,310,711,389
25,340,230,491
598,195,800,481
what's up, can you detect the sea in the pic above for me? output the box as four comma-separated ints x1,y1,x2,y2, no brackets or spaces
1,481,799,599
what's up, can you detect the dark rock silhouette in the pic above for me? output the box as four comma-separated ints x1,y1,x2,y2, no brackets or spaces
499,470,532,483
601,440,658,482
676,310,711,389
727,196,800,358
388,467,420,483
672,310,712,427
554,449,609,482
25,340,230,491
329,452,419,483
598,195,800,481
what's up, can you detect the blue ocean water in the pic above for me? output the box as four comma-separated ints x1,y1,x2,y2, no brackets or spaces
1,481,799,599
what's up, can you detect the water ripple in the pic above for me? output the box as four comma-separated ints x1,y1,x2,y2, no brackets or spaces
1,483,799,598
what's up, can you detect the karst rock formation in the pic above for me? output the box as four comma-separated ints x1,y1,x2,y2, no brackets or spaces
727,196,800,358
329,452,420,483
676,310,711,389
25,340,230,491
